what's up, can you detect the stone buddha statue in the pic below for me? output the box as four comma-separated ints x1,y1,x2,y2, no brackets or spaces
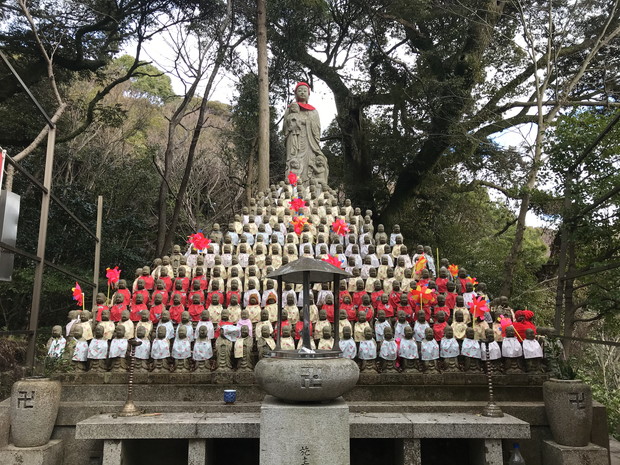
283,82,329,186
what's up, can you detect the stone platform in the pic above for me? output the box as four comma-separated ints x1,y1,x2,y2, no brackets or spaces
76,409,531,465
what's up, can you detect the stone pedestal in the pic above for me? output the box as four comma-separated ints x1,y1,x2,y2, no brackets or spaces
0,439,63,465
542,439,608,465
260,395,349,465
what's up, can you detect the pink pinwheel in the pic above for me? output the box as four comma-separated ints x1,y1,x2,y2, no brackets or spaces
331,218,349,237
72,282,83,307
469,296,489,319
499,317,513,337
289,197,306,213
288,171,298,186
322,254,343,269
106,266,121,286
292,216,308,235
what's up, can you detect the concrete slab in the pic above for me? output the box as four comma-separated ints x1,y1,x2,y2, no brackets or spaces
0,439,64,465
404,412,531,439
349,412,413,438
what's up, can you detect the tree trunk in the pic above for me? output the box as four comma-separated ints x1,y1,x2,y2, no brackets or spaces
256,0,270,192
333,94,374,212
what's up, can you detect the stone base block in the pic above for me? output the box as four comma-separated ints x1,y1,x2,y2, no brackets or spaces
0,439,63,465
260,395,349,465
542,439,609,465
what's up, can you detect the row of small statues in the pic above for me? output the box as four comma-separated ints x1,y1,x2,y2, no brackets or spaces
50,307,552,374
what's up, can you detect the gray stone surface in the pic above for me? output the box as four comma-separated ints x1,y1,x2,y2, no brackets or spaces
10,378,62,447
543,379,593,447
188,439,206,465
402,438,421,465
254,357,359,402
102,439,122,465
260,395,349,465
405,412,531,439
0,439,63,465
542,439,609,465
0,403,9,449
469,438,503,465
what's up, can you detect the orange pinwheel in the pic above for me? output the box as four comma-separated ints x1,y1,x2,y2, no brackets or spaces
289,197,306,213
414,255,427,273
288,171,298,186
331,218,349,237
468,296,489,319
322,254,343,269
448,264,459,277
292,216,308,235
72,282,83,307
105,266,121,285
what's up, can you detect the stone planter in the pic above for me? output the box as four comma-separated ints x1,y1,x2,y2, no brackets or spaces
255,356,359,402
543,378,592,447
10,377,62,447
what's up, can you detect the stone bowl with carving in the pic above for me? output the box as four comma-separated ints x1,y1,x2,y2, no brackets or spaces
254,350,360,402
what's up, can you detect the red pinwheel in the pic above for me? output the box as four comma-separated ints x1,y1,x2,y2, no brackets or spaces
187,232,211,251
292,216,308,235
322,254,343,269
288,171,298,186
289,197,306,213
468,296,489,320
466,275,479,286
331,218,349,237
105,266,121,286
414,255,427,274
72,282,83,307
448,264,459,277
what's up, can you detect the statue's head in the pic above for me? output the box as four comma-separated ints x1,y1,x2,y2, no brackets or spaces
294,82,310,103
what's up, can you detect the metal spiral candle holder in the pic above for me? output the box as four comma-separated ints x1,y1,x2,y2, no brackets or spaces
482,339,504,418
119,338,143,417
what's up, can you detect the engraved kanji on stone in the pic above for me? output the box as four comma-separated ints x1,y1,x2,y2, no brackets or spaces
569,392,586,409
300,367,322,388
17,391,35,408
299,445,310,465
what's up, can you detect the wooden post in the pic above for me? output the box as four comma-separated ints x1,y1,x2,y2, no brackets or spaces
26,127,55,368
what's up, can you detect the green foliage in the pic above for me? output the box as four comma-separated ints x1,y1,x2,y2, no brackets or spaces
113,55,176,104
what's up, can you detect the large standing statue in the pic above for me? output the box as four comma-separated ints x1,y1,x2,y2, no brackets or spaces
283,82,329,186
